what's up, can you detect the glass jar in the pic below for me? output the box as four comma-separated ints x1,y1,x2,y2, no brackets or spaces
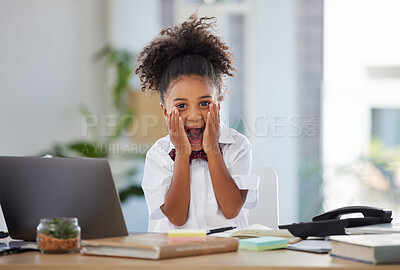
37,217,81,253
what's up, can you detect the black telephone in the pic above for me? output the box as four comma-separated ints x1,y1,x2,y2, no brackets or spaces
279,206,392,239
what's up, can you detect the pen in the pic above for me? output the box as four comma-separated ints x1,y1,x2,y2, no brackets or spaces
0,247,38,255
0,247,22,255
207,226,236,235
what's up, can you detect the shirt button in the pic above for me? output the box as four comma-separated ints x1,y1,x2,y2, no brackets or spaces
196,195,201,200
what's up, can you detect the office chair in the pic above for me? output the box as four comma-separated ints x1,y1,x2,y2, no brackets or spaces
248,167,279,229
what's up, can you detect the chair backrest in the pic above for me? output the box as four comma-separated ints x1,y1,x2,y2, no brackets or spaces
147,215,155,232
248,167,279,229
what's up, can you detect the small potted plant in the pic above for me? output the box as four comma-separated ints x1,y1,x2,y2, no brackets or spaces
37,217,81,253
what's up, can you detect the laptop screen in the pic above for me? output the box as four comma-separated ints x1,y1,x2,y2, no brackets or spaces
0,156,128,241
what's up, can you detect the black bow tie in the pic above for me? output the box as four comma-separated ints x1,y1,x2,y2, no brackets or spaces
169,145,222,162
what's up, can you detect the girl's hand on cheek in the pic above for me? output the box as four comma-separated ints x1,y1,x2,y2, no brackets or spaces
167,108,191,157
203,102,220,155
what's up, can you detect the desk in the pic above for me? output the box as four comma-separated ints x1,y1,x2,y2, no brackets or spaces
1,249,399,270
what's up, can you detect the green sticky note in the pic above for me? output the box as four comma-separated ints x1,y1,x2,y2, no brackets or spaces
239,236,287,251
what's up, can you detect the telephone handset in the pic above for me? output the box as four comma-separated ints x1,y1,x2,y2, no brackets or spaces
279,206,392,239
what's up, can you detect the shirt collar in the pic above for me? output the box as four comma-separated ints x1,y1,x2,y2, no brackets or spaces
167,122,235,153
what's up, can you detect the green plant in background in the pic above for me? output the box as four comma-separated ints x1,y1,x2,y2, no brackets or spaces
42,218,79,239
95,45,135,108
363,137,400,193
43,45,144,200
331,136,400,198
368,137,400,168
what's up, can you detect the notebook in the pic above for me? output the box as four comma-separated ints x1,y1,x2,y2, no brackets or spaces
81,233,238,259
329,234,400,264
0,156,128,241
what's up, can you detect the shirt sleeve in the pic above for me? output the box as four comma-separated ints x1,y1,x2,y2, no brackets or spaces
141,143,174,220
225,137,260,209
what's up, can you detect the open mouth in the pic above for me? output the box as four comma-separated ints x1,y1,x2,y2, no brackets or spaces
186,128,204,144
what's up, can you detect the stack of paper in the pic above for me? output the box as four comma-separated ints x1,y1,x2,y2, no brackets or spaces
167,229,206,243
345,223,400,235
239,236,287,251
287,239,331,254
229,224,302,244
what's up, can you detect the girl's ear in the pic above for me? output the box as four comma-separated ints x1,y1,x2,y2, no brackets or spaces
160,103,168,120
217,102,221,111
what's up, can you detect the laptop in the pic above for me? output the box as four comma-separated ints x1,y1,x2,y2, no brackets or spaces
0,156,128,241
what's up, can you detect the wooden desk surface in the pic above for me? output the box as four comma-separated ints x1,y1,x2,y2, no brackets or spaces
1,249,399,270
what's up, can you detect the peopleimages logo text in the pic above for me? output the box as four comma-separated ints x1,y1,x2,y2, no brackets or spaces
81,114,318,138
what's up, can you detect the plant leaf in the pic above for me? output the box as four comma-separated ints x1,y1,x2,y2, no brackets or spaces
67,142,107,158
119,185,144,202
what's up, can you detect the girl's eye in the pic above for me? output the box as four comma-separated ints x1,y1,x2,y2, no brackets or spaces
200,101,210,107
176,104,186,109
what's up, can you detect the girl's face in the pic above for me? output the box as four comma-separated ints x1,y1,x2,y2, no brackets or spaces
161,75,220,151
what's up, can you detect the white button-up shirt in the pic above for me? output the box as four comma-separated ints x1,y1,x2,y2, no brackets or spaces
142,123,260,232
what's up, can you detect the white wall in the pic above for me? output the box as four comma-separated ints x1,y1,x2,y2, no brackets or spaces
248,0,299,225
108,0,161,53
0,0,108,156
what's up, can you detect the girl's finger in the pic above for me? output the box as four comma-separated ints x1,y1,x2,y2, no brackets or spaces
206,111,211,130
213,102,218,124
178,116,185,136
171,110,176,133
215,103,220,128
213,102,218,129
166,117,170,132
174,108,179,133
167,112,172,132
210,103,214,124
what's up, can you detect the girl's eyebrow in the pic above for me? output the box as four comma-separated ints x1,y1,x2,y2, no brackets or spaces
172,95,212,102
172,98,187,102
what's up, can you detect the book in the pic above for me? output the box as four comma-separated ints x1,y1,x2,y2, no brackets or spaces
239,236,287,251
81,233,238,260
345,223,400,235
229,224,302,244
329,234,400,264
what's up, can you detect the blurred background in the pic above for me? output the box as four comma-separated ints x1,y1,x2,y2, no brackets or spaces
0,0,399,232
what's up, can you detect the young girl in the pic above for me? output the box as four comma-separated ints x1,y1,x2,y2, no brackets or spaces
136,15,259,232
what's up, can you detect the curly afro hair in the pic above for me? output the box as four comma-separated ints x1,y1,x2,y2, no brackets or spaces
135,14,235,103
